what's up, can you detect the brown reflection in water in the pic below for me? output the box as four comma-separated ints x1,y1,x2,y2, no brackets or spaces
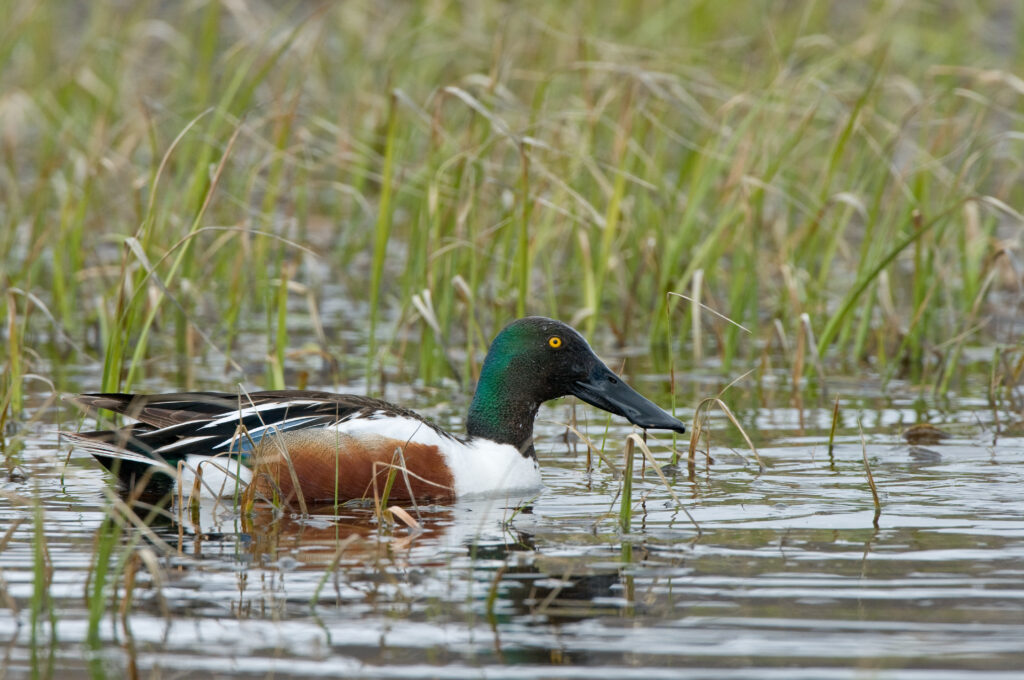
241,503,454,569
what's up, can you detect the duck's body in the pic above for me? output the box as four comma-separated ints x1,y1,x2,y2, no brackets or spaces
69,391,541,504
69,317,685,505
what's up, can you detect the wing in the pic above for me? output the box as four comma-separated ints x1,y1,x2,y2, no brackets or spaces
66,390,456,460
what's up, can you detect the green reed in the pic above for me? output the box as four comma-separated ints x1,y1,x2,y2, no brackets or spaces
85,516,120,650
618,436,635,535
0,1,1020,413
3,290,23,418
30,500,56,677
367,93,400,380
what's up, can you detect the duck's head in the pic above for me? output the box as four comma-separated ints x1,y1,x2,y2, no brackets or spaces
467,317,686,454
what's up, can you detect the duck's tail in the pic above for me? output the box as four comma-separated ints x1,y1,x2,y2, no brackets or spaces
63,427,179,494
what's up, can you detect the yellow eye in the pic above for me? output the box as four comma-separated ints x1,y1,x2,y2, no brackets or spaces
548,336,563,349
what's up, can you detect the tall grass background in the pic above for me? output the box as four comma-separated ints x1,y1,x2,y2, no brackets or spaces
1,0,1022,415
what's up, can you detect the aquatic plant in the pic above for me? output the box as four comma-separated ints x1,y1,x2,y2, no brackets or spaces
0,1,1019,417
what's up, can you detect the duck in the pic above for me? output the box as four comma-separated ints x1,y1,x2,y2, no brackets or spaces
68,316,686,506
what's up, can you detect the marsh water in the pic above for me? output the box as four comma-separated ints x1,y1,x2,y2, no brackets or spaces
2,349,1023,679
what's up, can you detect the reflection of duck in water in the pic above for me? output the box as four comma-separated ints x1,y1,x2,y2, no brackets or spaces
241,503,447,568
162,494,538,569
237,501,633,627
147,492,631,630
68,317,685,507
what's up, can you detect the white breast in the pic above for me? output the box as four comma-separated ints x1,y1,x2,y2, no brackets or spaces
441,438,542,498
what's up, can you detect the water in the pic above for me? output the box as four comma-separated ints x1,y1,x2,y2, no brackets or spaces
2,378,1023,679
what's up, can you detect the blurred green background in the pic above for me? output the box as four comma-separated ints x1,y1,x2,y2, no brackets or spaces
1,0,1022,412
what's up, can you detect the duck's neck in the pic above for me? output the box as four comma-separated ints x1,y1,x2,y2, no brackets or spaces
466,359,539,459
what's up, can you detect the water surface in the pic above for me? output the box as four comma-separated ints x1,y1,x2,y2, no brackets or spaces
2,376,1023,679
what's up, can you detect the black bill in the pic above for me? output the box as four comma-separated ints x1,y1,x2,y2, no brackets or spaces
571,363,686,433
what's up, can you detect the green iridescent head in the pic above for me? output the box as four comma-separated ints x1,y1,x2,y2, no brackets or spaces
466,317,685,456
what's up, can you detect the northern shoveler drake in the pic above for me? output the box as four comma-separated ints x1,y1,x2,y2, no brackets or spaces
68,317,686,505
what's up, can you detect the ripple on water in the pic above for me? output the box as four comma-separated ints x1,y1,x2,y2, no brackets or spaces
1,393,1022,678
